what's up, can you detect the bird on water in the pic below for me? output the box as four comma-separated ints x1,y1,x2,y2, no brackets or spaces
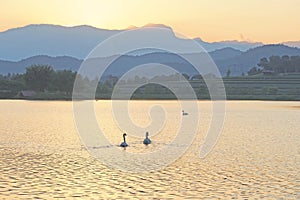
120,133,128,147
182,110,188,116
143,132,151,145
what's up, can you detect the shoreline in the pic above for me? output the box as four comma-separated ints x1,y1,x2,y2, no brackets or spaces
0,98,299,102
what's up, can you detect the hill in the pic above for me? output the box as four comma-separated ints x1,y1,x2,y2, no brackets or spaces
1,45,300,76
0,55,82,74
214,44,300,75
209,47,243,60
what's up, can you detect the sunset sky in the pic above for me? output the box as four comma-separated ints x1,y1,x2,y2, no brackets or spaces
1,0,300,43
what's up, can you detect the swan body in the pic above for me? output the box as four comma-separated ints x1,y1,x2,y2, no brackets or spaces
120,133,128,147
182,110,188,116
143,132,151,145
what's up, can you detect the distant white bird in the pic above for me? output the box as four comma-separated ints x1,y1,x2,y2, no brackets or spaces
120,133,128,147
182,110,188,116
143,132,151,145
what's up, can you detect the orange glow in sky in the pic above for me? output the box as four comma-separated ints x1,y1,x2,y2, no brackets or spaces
1,0,300,43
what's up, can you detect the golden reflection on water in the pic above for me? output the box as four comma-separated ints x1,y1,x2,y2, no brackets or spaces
0,100,299,199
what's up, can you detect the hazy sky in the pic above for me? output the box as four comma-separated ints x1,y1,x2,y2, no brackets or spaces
1,0,300,43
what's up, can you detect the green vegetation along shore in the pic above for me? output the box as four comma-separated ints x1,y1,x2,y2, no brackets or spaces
0,64,300,101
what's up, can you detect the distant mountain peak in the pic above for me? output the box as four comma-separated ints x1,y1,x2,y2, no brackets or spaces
124,23,172,30
212,47,242,52
142,23,172,30
125,25,138,30
283,41,300,48
246,44,300,53
209,47,243,61
194,37,205,42
0,24,121,34
217,39,255,44
194,37,262,52
1,24,61,33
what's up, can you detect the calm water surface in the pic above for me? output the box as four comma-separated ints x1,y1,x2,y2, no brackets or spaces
0,100,299,199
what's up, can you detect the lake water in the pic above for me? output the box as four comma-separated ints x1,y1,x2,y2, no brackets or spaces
0,100,299,199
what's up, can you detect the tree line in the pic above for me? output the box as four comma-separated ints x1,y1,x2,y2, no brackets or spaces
0,64,204,99
1,62,300,100
0,65,77,98
248,55,300,75
24,65,76,93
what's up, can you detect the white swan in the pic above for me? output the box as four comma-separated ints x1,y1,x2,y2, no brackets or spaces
143,132,151,145
182,110,188,116
120,133,128,147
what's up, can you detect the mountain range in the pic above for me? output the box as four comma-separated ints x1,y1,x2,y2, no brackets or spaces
0,23,283,61
1,44,300,76
0,24,300,76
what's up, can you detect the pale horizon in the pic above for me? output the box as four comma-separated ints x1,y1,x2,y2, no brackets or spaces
1,0,300,44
